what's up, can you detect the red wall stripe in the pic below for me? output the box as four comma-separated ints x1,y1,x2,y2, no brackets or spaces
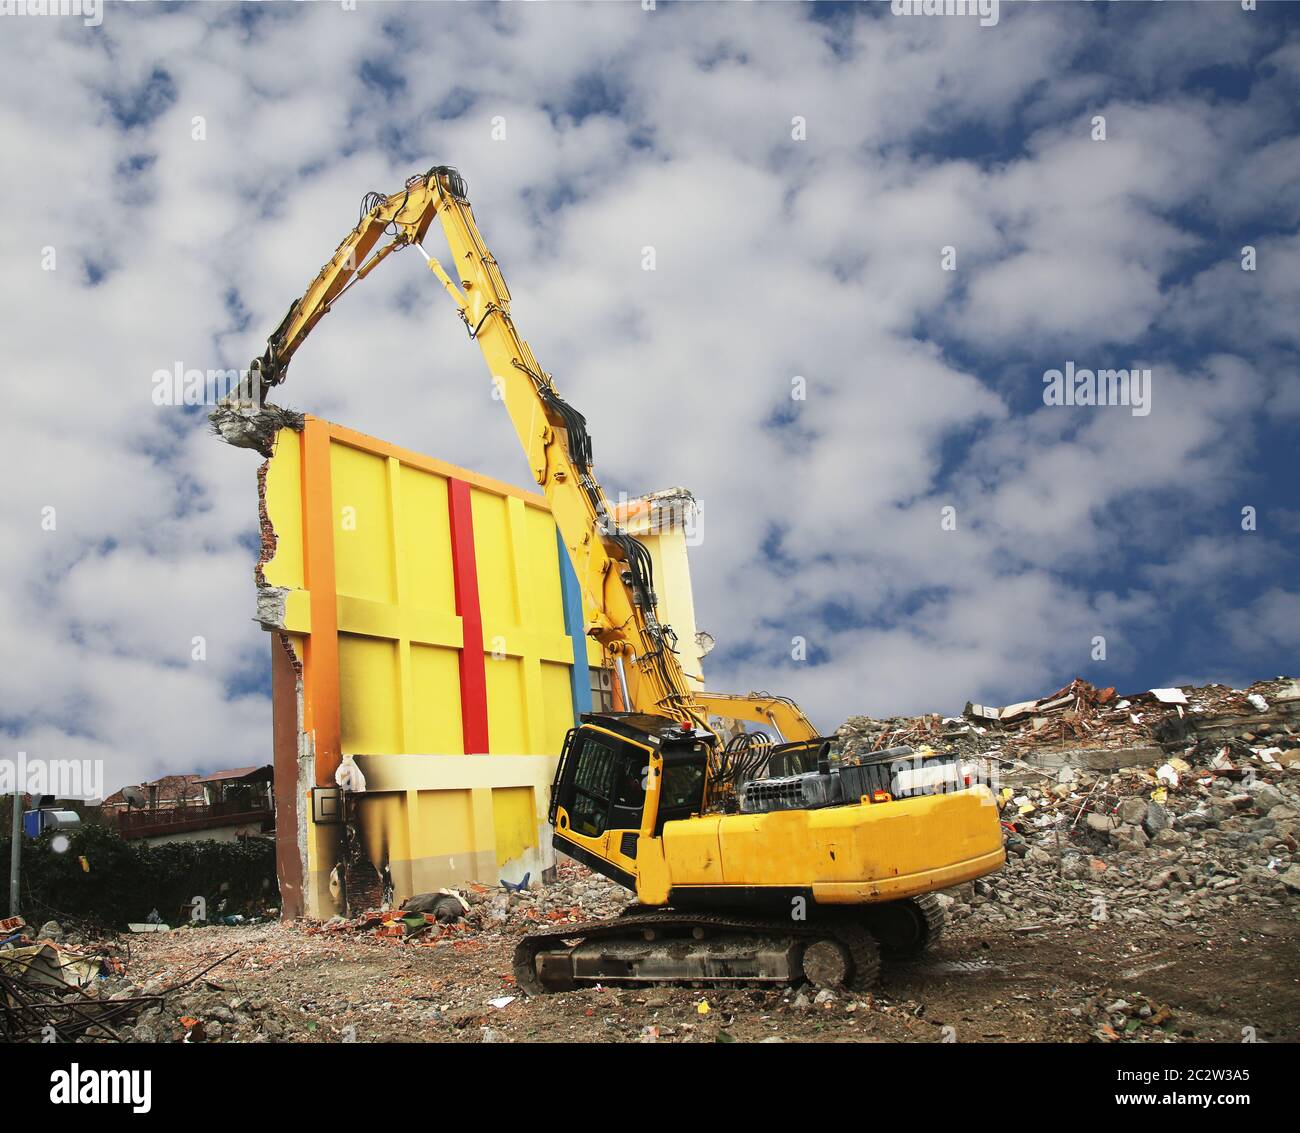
447,478,490,754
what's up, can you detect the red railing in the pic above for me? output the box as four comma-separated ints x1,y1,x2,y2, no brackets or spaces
112,800,273,839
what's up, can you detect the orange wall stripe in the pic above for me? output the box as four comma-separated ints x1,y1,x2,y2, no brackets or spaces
302,417,342,784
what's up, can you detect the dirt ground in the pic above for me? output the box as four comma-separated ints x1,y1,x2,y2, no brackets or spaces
115,899,1299,1044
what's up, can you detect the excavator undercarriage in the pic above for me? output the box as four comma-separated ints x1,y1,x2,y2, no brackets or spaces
514,908,883,995
512,894,947,995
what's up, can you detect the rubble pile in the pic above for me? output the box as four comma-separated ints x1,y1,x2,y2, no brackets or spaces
1,922,359,1043
92,865,630,1043
0,916,278,1043
1,863,634,1042
836,676,1300,966
310,859,628,946
837,676,1300,765
948,756,1300,931
124,982,302,1043
473,860,627,927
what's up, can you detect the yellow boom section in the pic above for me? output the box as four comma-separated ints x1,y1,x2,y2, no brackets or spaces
692,692,820,743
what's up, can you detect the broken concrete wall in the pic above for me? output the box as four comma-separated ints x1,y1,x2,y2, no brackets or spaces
612,488,708,688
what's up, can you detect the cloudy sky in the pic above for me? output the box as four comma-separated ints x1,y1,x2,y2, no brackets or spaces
2,0,1297,792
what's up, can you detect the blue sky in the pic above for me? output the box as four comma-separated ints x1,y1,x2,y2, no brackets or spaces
0,1,1297,789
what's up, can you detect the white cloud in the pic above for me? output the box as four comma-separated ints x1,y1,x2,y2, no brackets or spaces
0,2,1293,782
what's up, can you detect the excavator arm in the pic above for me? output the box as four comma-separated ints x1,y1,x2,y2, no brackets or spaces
250,170,452,395
692,692,819,744
249,166,712,732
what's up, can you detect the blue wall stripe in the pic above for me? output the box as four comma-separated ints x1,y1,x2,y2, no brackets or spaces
557,528,592,721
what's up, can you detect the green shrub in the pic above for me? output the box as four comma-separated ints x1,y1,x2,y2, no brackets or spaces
0,824,278,930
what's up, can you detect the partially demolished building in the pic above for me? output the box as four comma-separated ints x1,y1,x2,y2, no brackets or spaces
237,413,705,920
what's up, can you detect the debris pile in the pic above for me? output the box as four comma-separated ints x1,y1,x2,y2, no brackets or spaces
0,916,255,1043
44,864,630,1043
1072,994,1176,1043
937,737,1299,937
312,861,628,947
469,861,627,927
838,677,1299,765
836,675,1300,1000
126,977,301,1043
970,771,1294,925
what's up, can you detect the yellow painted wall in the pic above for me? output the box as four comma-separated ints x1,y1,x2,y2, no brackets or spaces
264,419,587,916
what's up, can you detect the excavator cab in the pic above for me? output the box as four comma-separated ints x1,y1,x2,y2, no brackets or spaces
548,715,710,885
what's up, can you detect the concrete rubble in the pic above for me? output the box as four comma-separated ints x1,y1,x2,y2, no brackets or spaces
838,676,1300,767
837,674,1300,1040
208,397,304,459
308,860,627,944
0,865,636,1044
0,916,260,1043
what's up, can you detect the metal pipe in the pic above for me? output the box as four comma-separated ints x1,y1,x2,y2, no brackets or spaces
613,656,630,712
9,790,21,917
765,712,786,744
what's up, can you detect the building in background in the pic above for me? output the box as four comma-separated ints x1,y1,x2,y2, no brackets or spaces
102,766,274,845
101,774,202,820
611,487,710,692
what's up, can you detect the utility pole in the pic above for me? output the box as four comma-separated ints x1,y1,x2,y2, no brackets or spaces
9,791,20,917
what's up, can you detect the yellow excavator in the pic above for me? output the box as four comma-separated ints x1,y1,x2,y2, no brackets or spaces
245,165,1004,993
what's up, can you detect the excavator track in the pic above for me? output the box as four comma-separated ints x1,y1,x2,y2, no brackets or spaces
512,908,880,996
862,893,946,959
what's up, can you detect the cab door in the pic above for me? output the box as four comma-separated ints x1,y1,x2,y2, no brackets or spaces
550,725,650,889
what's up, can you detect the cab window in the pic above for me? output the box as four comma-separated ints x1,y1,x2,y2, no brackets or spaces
567,733,618,837
609,759,646,831
566,732,645,837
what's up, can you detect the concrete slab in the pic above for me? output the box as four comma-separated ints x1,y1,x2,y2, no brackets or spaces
1021,745,1165,772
